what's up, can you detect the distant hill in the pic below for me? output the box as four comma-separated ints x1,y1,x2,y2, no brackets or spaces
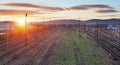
44,19,120,25
0,21,15,25
0,21,14,23
84,19,120,25
1,19,120,25
46,19,81,24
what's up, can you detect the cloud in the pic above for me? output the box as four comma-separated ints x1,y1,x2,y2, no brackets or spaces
69,4,113,10
98,15,118,17
1,3,40,8
1,3,114,12
0,9,39,15
95,10,118,13
82,5,112,9
69,6,88,10
1,3,64,11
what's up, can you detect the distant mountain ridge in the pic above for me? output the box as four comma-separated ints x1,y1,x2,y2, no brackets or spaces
0,19,120,25
85,19,120,24
45,19,120,25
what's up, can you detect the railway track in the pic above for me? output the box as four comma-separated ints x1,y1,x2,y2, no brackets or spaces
85,29,120,60
6,28,61,65
0,27,61,65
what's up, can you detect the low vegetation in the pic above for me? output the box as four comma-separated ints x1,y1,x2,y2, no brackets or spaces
49,29,103,65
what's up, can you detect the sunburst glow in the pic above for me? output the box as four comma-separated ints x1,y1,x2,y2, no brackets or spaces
17,19,26,27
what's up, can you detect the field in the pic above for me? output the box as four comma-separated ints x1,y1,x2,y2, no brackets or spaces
0,25,120,65
47,29,103,65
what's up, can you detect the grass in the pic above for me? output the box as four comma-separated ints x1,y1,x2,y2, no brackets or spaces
74,31,103,65
0,62,3,65
49,28,104,65
49,31,76,65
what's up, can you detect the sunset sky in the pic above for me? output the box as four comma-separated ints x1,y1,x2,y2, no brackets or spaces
0,0,120,22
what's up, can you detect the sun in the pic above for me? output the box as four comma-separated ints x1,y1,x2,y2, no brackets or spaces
17,19,26,27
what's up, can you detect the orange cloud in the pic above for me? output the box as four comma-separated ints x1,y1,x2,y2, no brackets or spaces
1,3,64,11
1,3,40,8
0,9,39,15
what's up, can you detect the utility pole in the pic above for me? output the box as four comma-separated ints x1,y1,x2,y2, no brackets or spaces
25,13,28,49
118,23,120,44
6,23,10,51
42,17,44,36
97,21,99,43
79,18,81,39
